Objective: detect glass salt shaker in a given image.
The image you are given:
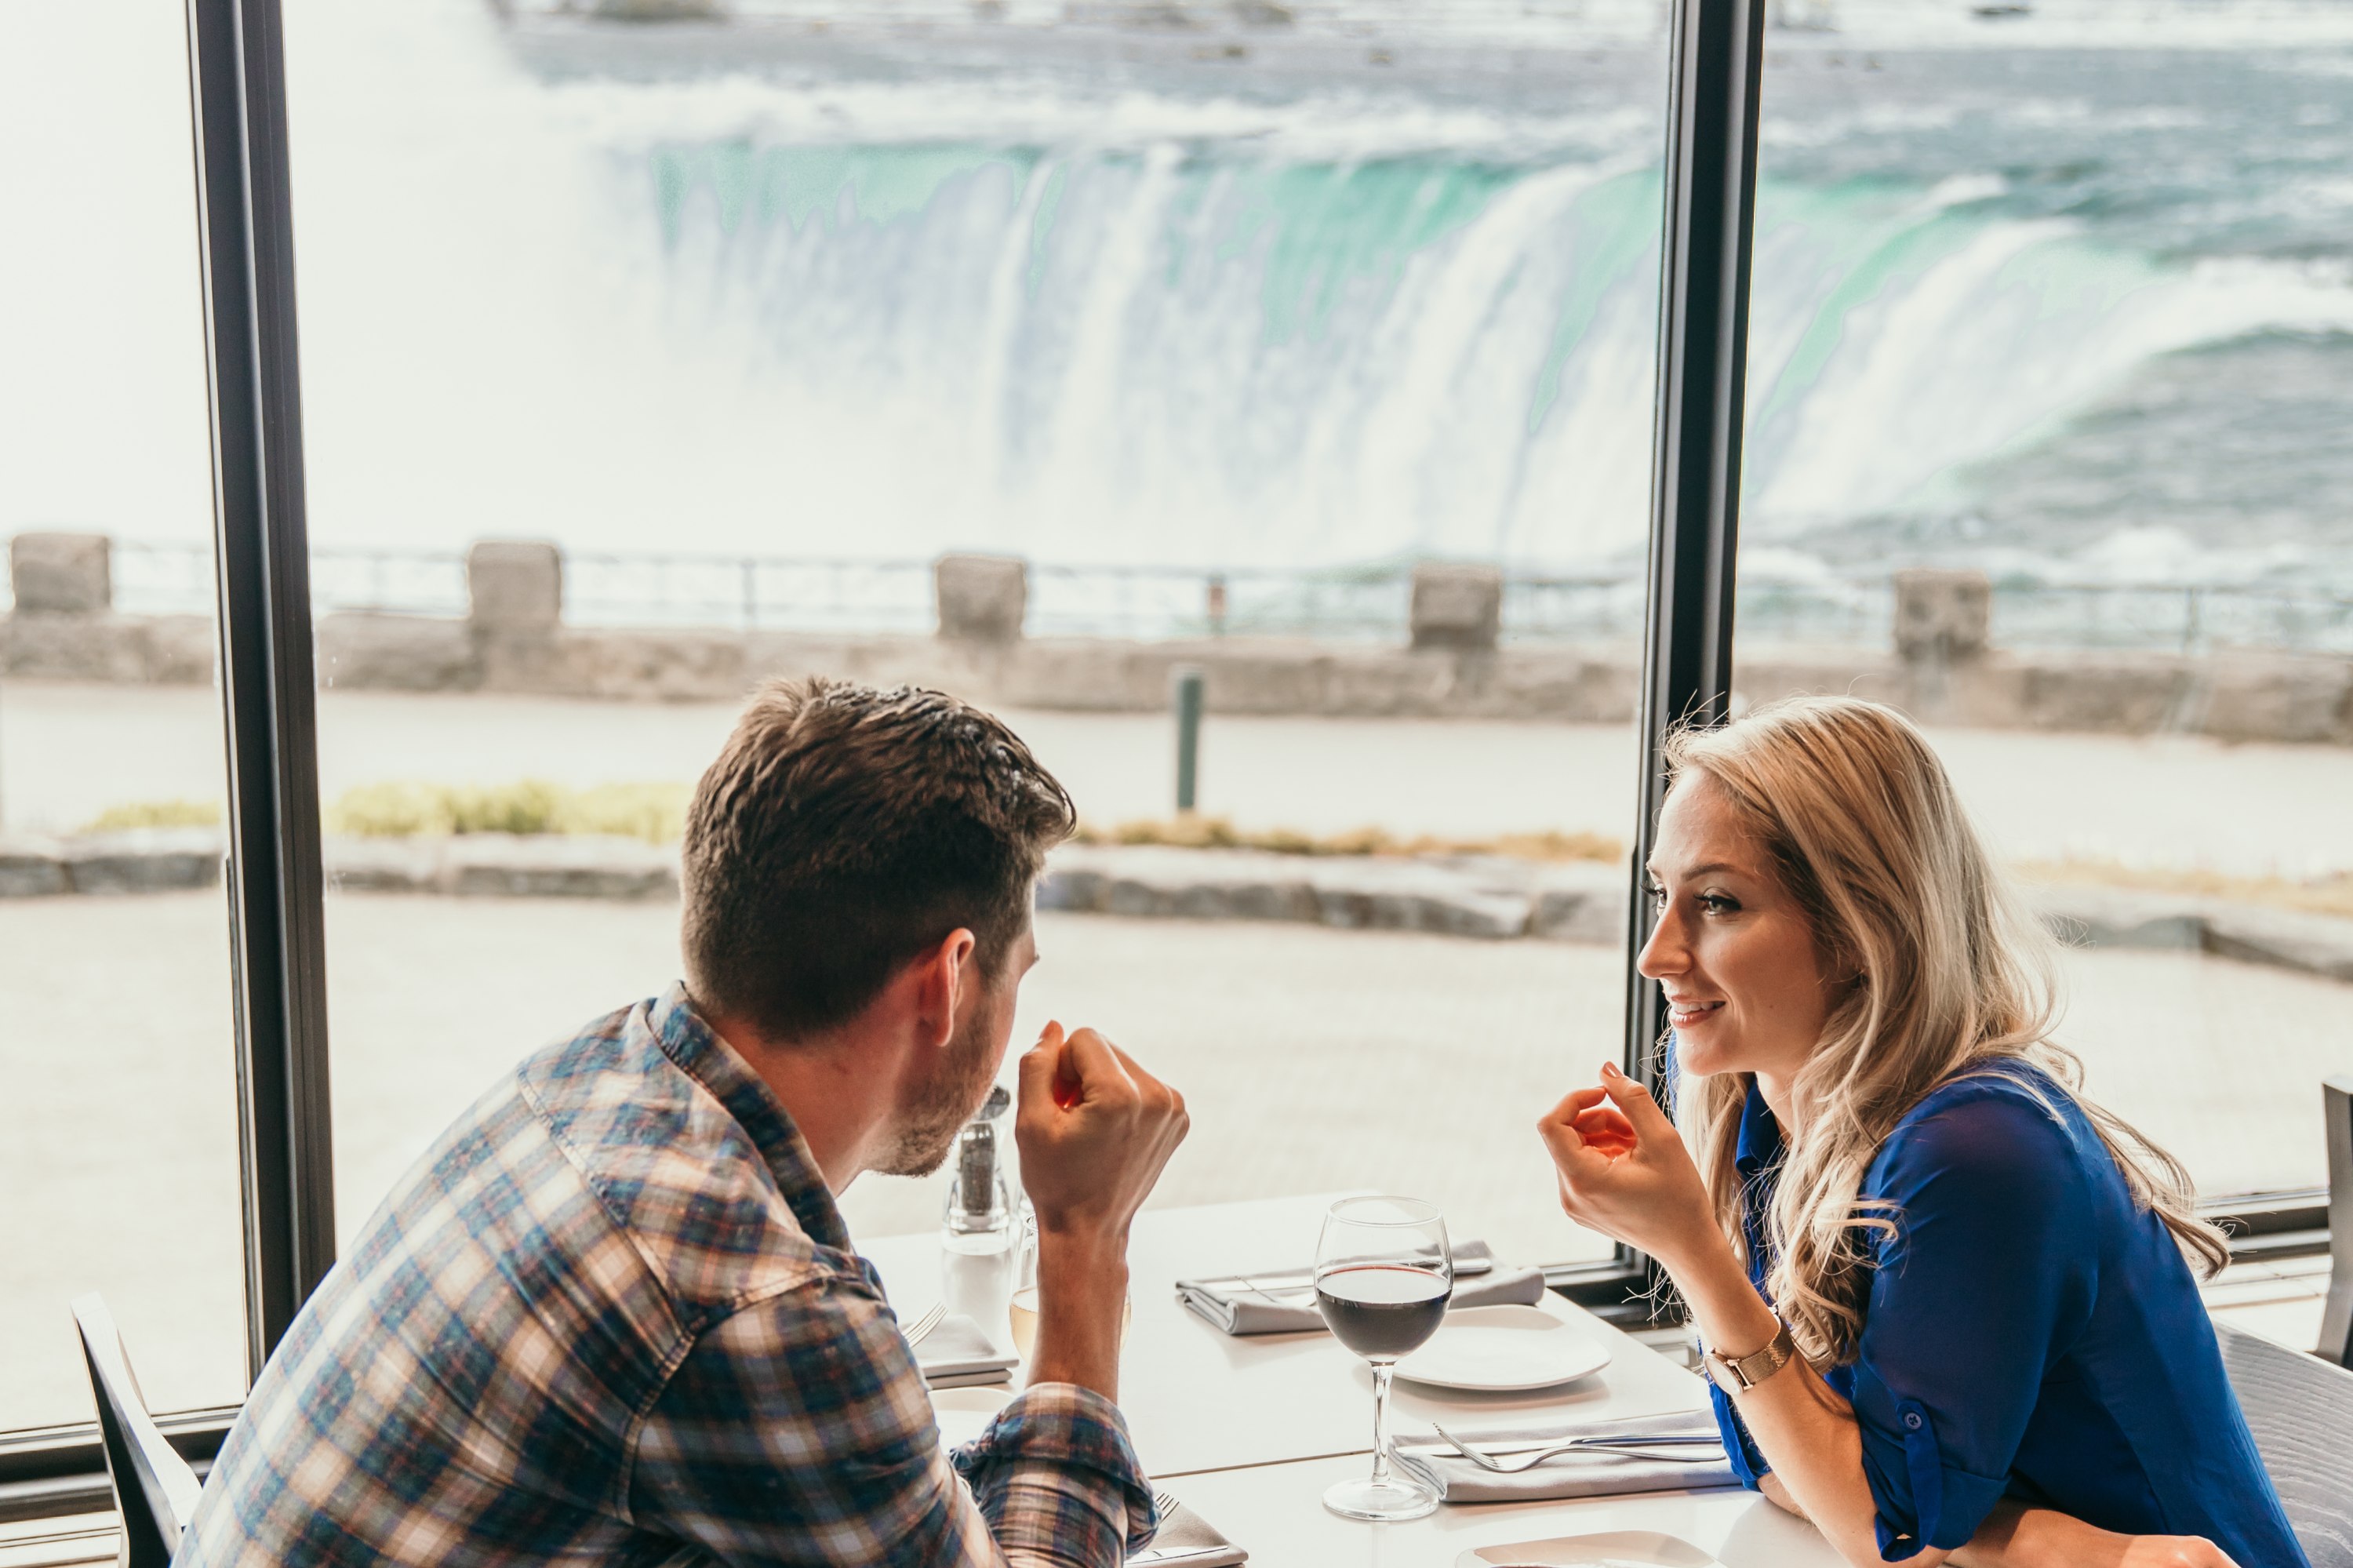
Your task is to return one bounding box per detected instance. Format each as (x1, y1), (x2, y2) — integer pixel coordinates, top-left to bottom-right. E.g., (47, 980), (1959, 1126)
(941, 1083), (1017, 1255)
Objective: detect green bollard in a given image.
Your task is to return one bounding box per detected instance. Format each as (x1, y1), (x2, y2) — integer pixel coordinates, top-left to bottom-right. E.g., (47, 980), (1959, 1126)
(1173, 667), (1204, 814)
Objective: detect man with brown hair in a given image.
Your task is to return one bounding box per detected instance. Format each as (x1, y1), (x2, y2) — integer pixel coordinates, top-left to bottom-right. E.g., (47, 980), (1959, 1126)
(182, 678), (1191, 1567)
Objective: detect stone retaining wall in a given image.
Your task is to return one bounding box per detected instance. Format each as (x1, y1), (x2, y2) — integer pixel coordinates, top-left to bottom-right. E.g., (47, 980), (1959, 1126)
(9, 534), (2353, 742)
(9, 831), (2349, 985)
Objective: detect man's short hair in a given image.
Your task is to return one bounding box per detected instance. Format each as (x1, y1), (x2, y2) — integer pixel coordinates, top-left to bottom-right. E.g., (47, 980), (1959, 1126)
(681, 678), (1075, 1042)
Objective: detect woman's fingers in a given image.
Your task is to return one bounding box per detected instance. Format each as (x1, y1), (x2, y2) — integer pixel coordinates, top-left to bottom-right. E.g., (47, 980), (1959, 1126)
(1540, 1086), (1609, 1121)
(1571, 1105), (1637, 1140)
(1599, 1061), (1676, 1138)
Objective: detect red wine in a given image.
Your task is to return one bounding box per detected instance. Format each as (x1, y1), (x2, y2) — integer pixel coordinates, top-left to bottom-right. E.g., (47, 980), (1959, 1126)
(1315, 1264), (1451, 1359)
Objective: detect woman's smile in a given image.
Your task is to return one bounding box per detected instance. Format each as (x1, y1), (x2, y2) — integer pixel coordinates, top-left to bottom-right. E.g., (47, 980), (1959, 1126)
(1666, 996), (1726, 1029)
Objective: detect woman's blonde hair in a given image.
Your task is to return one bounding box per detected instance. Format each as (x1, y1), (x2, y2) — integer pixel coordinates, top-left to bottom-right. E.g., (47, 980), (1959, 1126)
(1663, 695), (2226, 1364)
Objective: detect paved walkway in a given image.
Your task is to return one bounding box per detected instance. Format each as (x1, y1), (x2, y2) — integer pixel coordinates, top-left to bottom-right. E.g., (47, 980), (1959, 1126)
(10, 681), (2353, 875)
(5, 892), (2348, 1428)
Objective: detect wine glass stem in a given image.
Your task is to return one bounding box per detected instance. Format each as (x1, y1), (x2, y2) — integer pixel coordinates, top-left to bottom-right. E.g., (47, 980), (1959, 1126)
(1367, 1362), (1396, 1485)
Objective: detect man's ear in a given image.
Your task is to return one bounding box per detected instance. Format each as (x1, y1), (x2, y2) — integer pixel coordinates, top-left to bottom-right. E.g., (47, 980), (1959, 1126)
(912, 928), (979, 1051)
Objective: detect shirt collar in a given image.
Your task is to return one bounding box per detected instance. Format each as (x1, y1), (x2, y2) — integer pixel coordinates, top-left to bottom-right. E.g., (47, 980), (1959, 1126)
(646, 981), (853, 1254)
(1733, 1074), (1784, 1177)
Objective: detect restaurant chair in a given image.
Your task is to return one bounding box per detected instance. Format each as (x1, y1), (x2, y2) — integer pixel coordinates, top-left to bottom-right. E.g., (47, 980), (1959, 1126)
(2322, 1075), (2353, 1367)
(71, 1293), (205, 1568)
(2213, 1319), (2353, 1568)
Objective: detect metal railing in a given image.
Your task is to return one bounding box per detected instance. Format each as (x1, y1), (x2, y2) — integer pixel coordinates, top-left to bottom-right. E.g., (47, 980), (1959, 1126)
(1992, 582), (2353, 657)
(64, 540), (2353, 656)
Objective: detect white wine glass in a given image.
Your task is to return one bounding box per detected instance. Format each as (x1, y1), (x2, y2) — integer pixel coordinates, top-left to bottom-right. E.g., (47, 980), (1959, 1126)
(1313, 1195), (1453, 1521)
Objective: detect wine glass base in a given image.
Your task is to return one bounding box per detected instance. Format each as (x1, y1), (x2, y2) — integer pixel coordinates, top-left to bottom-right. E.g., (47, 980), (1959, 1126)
(1321, 1473), (1441, 1523)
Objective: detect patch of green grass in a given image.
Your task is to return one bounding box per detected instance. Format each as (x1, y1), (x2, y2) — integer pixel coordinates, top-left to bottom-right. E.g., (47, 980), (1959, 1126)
(79, 799), (224, 833)
(326, 780), (689, 844)
(1071, 814), (1622, 864)
(2017, 857), (2353, 922)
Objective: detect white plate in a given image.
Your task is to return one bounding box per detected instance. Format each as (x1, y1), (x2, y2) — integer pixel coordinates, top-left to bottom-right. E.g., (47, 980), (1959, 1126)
(1393, 1304), (1612, 1392)
(930, 1385), (1013, 1447)
(1454, 1530), (1722, 1566)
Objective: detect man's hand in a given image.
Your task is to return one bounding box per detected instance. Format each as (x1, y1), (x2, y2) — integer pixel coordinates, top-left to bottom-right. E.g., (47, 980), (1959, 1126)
(1016, 1022), (1188, 1243)
(1013, 1023), (1188, 1402)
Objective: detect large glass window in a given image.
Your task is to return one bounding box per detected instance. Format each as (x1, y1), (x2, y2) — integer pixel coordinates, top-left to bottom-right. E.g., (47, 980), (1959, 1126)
(277, 0), (1680, 1271)
(0, 0), (248, 1428)
(1740, 16), (2353, 1198)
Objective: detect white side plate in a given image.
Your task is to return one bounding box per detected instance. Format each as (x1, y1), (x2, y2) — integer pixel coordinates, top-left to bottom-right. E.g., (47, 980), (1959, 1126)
(1394, 1304), (1612, 1392)
(931, 1384), (1013, 1447)
(1453, 1529), (1723, 1566)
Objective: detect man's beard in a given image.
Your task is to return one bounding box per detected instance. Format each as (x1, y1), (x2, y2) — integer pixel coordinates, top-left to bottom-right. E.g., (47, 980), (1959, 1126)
(870, 1003), (1002, 1178)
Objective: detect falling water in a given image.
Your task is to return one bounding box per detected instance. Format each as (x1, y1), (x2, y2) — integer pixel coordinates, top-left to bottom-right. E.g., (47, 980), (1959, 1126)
(9, 0), (2353, 591)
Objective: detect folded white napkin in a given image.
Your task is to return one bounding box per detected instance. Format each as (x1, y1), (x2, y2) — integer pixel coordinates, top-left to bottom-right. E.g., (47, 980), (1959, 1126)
(918, 1315), (1017, 1389)
(1175, 1242), (1545, 1335)
(1392, 1410), (1737, 1504)
(1129, 1497), (1247, 1565)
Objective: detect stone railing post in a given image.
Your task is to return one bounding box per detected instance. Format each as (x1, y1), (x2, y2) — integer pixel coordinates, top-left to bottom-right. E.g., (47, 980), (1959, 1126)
(467, 540), (563, 635)
(1893, 568), (1991, 722)
(935, 554), (1027, 644)
(9, 533), (112, 615)
(1409, 562), (1503, 652)
(1892, 569), (1991, 666)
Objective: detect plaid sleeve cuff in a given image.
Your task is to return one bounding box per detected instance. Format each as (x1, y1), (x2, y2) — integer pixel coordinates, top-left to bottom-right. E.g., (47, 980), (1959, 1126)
(950, 1383), (1158, 1559)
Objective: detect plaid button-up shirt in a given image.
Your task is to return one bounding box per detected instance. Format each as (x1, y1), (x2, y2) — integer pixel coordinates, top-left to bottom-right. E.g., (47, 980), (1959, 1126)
(178, 984), (1156, 1567)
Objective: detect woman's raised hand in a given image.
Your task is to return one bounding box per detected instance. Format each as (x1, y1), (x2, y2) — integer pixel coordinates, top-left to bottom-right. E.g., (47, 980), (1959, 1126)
(1537, 1061), (1719, 1268)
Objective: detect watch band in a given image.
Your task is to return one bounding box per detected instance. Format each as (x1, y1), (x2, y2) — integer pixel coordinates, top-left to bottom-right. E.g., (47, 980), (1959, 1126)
(1706, 1317), (1798, 1394)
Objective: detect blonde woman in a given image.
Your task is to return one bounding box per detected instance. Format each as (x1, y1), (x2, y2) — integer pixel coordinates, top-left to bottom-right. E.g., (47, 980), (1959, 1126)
(1540, 697), (2304, 1568)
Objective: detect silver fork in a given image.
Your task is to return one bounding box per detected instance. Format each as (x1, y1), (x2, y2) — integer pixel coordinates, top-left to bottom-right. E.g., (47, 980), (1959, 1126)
(900, 1301), (948, 1350)
(1431, 1424), (1724, 1473)
(1154, 1490), (1180, 1521)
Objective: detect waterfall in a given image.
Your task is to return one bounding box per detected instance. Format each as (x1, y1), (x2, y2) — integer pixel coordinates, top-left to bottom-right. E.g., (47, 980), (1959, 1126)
(11, 0), (2353, 591)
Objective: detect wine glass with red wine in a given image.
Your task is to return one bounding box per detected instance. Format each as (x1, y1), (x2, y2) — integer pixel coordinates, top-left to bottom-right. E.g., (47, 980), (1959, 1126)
(1313, 1195), (1453, 1521)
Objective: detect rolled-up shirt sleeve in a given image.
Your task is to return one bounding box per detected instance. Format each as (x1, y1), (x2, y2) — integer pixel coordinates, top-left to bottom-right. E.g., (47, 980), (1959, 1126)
(627, 1264), (1154, 1566)
(1847, 1084), (2100, 1560)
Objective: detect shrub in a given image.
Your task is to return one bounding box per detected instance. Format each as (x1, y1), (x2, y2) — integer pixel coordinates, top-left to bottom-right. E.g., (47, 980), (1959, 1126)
(1074, 815), (1622, 863)
(325, 780), (689, 844)
(80, 799), (224, 833)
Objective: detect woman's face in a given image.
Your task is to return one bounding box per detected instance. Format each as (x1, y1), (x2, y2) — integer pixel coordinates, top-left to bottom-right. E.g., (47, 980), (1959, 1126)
(1637, 774), (1836, 1086)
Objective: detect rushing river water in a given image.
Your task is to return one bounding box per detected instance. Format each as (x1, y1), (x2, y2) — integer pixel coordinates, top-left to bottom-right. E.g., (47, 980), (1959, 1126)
(9, 0), (2353, 594)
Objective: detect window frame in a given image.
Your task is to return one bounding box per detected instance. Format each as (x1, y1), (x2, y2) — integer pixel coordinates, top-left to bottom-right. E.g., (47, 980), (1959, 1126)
(0, 0), (332, 1517)
(2, 0), (2323, 1521)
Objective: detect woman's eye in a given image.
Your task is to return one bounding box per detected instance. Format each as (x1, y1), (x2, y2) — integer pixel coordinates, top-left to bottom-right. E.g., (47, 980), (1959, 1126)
(1644, 883), (1667, 906)
(1698, 893), (1740, 915)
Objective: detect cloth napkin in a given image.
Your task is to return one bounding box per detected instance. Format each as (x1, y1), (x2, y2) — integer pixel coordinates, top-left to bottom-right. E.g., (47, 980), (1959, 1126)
(917, 1315), (1018, 1389)
(1175, 1242), (1545, 1335)
(1391, 1410), (1738, 1504)
(1129, 1498), (1248, 1565)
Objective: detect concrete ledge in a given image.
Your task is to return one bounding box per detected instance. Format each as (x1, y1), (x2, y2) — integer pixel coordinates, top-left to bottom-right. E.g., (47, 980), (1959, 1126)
(0, 830), (224, 893)
(13, 604), (2353, 745)
(5, 832), (2350, 988)
(0, 613), (213, 684)
(1037, 844), (1624, 942)
(325, 834), (682, 899)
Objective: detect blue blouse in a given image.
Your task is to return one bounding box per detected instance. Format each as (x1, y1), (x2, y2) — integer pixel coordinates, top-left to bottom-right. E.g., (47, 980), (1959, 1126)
(1693, 1053), (2306, 1566)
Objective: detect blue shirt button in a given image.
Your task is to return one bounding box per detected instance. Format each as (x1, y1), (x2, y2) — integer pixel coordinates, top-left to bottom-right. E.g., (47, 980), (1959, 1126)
(1904, 1412), (1923, 1431)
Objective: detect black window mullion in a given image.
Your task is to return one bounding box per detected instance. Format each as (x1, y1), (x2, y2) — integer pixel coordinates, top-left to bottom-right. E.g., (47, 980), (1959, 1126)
(184, 0), (336, 1380)
(1612, 0), (1768, 1297)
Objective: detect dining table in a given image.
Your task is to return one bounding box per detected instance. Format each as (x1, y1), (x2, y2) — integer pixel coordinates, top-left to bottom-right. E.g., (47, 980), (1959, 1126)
(859, 1191), (1848, 1568)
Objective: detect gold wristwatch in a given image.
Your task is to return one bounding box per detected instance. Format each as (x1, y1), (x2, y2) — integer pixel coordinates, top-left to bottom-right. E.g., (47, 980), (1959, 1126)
(1705, 1317), (1798, 1395)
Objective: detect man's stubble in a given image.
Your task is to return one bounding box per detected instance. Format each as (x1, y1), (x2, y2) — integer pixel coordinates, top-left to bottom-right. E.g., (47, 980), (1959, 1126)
(869, 991), (1005, 1178)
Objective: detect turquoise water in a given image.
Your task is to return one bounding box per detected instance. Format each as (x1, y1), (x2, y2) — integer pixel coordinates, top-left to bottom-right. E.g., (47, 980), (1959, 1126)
(14, 2), (2353, 585)
(618, 35), (2353, 587)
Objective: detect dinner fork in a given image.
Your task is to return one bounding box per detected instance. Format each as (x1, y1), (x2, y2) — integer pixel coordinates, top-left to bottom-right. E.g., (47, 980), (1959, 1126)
(1430, 1424), (1725, 1472)
(900, 1301), (948, 1349)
